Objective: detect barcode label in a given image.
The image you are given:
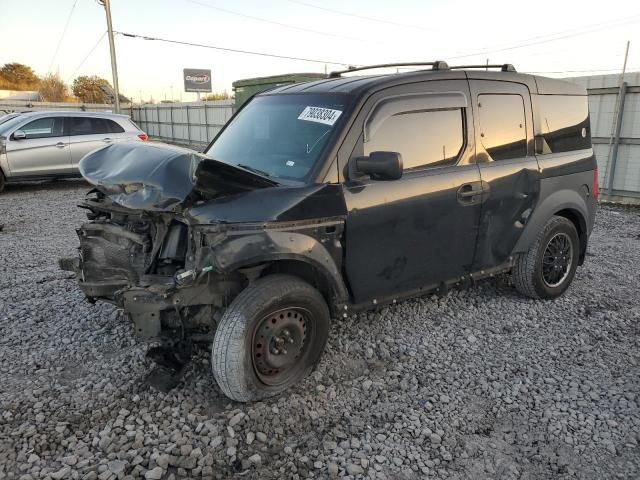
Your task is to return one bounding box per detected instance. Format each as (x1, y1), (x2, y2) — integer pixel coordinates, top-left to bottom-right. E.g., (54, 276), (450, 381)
(297, 106), (342, 126)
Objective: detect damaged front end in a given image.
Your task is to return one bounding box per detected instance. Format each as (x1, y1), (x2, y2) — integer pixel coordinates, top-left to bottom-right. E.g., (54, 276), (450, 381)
(63, 142), (277, 343)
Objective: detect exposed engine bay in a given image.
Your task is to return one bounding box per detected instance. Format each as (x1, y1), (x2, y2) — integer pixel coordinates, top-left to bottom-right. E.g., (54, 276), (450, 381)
(61, 142), (346, 347)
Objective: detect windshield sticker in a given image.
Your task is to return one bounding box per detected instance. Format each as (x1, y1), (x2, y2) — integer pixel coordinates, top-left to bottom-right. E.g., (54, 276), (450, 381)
(298, 106), (342, 126)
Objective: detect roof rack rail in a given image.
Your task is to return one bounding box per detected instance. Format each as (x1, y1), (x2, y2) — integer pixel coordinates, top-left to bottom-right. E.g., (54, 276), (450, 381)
(449, 64), (516, 72)
(329, 61), (449, 78)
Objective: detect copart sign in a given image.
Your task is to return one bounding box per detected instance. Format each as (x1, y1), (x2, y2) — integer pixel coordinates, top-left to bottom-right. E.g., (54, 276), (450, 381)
(183, 69), (212, 93)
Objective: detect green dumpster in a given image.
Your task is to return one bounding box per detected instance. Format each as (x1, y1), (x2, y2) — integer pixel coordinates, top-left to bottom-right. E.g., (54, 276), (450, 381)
(232, 73), (327, 109)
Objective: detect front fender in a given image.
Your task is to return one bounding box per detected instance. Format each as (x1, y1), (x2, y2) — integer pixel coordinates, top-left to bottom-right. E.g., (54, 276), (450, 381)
(207, 222), (349, 304)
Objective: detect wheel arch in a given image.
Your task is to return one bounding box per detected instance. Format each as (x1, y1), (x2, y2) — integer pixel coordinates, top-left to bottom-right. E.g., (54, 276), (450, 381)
(209, 230), (349, 315)
(512, 187), (590, 264)
(0, 165), (6, 192)
(260, 258), (346, 316)
(553, 207), (588, 264)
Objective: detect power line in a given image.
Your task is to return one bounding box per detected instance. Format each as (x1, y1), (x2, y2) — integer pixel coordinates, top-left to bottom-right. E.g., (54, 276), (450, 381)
(284, 0), (446, 33)
(448, 14), (640, 60)
(67, 31), (107, 82)
(48, 0), (79, 73)
(115, 31), (352, 66)
(184, 0), (376, 44)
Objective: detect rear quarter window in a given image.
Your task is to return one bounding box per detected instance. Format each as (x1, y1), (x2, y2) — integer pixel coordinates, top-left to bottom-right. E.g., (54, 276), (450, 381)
(536, 95), (591, 153)
(107, 119), (125, 133)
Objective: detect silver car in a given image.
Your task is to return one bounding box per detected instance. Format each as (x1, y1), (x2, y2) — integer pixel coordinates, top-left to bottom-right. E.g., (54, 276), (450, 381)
(0, 111), (148, 192)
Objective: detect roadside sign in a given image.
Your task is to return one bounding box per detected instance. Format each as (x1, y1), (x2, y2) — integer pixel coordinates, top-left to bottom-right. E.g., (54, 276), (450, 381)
(183, 68), (212, 93)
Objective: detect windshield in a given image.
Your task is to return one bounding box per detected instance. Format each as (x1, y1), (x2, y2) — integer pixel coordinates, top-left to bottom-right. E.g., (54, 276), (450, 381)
(205, 93), (353, 181)
(0, 114), (17, 125)
(0, 114), (29, 135)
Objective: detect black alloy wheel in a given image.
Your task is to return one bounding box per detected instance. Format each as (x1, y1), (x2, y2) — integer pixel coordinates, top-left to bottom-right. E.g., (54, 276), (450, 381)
(541, 232), (574, 288)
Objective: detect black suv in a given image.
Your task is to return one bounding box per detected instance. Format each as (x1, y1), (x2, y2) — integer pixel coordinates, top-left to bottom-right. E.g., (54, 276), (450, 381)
(64, 62), (598, 402)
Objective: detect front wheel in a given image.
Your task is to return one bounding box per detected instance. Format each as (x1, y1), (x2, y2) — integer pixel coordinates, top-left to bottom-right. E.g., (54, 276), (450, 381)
(211, 274), (330, 402)
(512, 216), (580, 300)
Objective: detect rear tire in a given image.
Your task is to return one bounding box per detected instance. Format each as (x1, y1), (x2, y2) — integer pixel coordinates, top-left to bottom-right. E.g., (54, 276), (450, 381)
(0, 170), (5, 193)
(211, 274), (330, 402)
(512, 216), (580, 300)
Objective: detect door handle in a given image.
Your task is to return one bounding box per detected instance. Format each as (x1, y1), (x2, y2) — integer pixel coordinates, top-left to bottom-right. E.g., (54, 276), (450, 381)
(55, 142), (66, 149)
(458, 187), (477, 198)
(103, 137), (112, 143)
(457, 182), (482, 205)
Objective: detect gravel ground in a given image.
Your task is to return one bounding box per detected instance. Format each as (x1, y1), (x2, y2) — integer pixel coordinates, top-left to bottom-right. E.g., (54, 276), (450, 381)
(1, 180), (639, 480)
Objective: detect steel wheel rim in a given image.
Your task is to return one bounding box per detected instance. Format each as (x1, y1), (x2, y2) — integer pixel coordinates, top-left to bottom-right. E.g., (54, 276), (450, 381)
(251, 307), (312, 386)
(542, 232), (573, 288)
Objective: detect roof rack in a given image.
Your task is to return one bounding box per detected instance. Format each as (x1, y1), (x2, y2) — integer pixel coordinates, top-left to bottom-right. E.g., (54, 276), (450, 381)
(449, 64), (516, 72)
(329, 61), (449, 78)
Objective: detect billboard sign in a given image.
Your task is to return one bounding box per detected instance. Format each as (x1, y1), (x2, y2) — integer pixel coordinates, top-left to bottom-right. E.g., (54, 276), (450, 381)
(183, 68), (212, 92)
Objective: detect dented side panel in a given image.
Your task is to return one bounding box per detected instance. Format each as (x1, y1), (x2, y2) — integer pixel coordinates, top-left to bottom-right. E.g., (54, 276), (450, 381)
(203, 220), (348, 302)
(474, 159), (541, 270)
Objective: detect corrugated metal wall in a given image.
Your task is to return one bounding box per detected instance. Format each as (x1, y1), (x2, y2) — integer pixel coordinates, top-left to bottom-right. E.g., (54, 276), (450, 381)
(131, 100), (234, 149)
(566, 72), (640, 201)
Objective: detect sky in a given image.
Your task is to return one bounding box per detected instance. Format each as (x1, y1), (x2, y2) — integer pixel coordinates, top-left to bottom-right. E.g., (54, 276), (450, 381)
(1, 0), (639, 103)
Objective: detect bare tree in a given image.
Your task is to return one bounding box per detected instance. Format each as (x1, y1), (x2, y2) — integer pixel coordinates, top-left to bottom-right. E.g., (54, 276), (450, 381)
(39, 73), (70, 102)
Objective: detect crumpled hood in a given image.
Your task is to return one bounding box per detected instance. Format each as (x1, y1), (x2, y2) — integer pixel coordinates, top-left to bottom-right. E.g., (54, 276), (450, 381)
(79, 142), (277, 211)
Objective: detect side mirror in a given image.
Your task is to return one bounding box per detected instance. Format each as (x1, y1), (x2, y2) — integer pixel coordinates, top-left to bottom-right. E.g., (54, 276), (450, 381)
(13, 130), (26, 140)
(351, 151), (403, 180)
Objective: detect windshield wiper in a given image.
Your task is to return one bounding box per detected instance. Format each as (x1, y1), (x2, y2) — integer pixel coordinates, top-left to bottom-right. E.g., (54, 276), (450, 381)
(237, 164), (272, 177)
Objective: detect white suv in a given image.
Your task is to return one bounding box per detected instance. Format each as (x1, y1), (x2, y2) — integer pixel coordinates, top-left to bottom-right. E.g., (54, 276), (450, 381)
(0, 111), (148, 192)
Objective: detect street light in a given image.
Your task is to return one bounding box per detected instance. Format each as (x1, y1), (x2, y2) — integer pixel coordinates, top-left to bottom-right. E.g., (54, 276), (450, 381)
(97, 0), (120, 113)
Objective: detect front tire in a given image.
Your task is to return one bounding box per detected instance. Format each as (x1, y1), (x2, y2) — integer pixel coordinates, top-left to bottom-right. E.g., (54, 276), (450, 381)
(512, 216), (580, 300)
(211, 274), (330, 402)
(0, 170), (5, 193)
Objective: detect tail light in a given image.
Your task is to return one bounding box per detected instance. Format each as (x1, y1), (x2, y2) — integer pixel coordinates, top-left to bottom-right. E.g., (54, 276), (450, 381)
(0, 136), (5, 155)
(593, 168), (599, 200)
(138, 133), (149, 142)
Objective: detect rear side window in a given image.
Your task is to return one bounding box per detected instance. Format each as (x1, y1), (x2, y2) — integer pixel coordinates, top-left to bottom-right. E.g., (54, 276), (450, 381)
(107, 119), (125, 133)
(365, 109), (464, 170)
(69, 117), (123, 136)
(537, 95), (591, 153)
(478, 94), (527, 160)
(18, 117), (64, 139)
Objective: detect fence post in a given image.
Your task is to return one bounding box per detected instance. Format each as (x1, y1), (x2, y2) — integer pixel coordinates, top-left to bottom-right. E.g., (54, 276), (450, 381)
(203, 101), (209, 145)
(607, 82), (628, 194)
(156, 105), (160, 138)
(143, 105), (147, 133)
(186, 104), (191, 145)
(170, 105), (175, 142)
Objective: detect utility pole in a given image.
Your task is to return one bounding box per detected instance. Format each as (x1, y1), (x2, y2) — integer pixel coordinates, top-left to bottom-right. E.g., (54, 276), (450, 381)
(99, 0), (121, 113)
(605, 40), (630, 194)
